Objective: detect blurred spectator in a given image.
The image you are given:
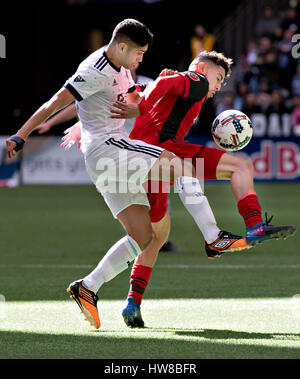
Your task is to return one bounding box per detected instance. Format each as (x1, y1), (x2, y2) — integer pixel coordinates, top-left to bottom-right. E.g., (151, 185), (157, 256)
(292, 0), (300, 16)
(236, 62), (260, 93)
(216, 91), (235, 114)
(273, 25), (284, 43)
(277, 28), (298, 89)
(243, 39), (260, 66)
(291, 95), (300, 135)
(242, 93), (262, 116)
(208, 2), (299, 134)
(291, 64), (300, 95)
(266, 89), (291, 114)
(231, 1), (300, 127)
(280, 7), (300, 32)
(190, 24), (216, 60)
(234, 82), (249, 110)
(259, 77), (271, 94)
(256, 6), (280, 38)
(255, 36), (279, 85)
(257, 92), (272, 112)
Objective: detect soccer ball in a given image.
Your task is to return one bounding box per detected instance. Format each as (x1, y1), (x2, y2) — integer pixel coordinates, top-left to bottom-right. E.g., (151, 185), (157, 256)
(211, 110), (253, 151)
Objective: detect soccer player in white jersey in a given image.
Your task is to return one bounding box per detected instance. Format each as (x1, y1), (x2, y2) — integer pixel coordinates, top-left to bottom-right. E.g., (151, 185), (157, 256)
(4, 19), (255, 329)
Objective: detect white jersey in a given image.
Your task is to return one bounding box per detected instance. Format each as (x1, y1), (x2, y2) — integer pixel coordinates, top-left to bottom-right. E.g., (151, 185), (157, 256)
(64, 46), (136, 154)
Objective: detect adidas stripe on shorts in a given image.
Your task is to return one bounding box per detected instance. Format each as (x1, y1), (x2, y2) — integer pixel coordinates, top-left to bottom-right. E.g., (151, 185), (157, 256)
(84, 134), (164, 218)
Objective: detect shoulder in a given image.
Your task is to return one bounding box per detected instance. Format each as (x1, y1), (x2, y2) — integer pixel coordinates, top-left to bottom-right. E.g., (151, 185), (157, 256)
(181, 71), (209, 100)
(184, 71), (209, 85)
(79, 48), (111, 77)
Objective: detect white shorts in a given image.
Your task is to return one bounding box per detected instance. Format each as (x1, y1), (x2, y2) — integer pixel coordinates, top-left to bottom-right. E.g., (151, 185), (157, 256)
(84, 135), (164, 218)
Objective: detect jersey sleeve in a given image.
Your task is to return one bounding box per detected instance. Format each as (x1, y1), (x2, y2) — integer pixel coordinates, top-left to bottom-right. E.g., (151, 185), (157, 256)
(64, 65), (105, 101)
(138, 75), (186, 115)
(181, 72), (209, 101)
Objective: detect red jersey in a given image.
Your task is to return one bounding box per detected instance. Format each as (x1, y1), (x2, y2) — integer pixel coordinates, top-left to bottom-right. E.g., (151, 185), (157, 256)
(130, 71), (209, 146)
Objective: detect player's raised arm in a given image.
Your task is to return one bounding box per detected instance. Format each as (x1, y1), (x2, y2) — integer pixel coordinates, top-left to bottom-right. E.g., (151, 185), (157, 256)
(36, 102), (77, 134)
(6, 87), (76, 158)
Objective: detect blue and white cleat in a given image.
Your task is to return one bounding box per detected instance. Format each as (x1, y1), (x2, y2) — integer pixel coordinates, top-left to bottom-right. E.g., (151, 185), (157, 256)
(246, 215), (296, 246)
(122, 297), (145, 328)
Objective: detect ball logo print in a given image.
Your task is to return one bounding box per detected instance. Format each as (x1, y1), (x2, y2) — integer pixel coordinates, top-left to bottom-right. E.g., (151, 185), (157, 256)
(212, 110), (253, 151)
(231, 117), (244, 133)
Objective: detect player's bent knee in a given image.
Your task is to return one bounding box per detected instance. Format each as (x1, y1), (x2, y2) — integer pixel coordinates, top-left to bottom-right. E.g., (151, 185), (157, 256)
(158, 150), (177, 161)
(152, 219), (170, 250)
(154, 228), (170, 247)
(218, 154), (253, 177)
(150, 150), (195, 182)
(141, 235), (154, 251)
(129, 231), (153, 251)
(237, 158), (254, 176)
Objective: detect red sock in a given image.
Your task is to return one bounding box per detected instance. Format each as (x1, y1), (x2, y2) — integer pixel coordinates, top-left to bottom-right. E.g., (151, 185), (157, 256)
(128, 264), (152, 305)
(238, 190), (263, 229)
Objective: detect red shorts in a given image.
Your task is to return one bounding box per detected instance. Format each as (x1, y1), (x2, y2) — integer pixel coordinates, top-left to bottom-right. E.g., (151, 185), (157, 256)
(146, 141), (226, 223)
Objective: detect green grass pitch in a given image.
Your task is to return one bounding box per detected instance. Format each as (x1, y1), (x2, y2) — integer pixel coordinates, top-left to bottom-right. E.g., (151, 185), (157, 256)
(0, 183), (300, 359)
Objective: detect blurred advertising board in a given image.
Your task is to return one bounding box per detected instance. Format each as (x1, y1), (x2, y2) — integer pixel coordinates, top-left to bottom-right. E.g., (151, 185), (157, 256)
(0, 119), (300, 185)
(0, 136), (91, 186)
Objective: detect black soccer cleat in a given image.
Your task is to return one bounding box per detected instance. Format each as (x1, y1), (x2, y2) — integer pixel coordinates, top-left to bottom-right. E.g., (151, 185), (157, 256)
(246, 214), (296, 246)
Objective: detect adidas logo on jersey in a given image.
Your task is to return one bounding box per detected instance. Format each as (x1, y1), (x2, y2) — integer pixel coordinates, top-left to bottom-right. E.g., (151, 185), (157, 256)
(113, 79), (118, 86)
(74, 75), (86, 83)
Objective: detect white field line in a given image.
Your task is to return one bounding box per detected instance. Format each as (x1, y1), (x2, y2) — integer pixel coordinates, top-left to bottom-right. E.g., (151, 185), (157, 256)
(0, 264), (300, 270)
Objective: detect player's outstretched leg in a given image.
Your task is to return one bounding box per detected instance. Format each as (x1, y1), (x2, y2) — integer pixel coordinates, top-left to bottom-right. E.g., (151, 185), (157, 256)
(217, 154), (296, 247)
(205, 230), (252, 259)
(237, 189), (296, 246)
(67, 280), (101, 329)
(245, 214), (296, 246)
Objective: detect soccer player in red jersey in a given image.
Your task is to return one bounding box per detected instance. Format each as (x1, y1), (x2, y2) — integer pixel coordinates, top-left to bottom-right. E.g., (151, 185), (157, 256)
(109, 50), (295, 327)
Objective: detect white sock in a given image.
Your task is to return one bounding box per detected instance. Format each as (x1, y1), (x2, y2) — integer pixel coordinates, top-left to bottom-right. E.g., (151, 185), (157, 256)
(175, 177), (220, 243)
(83, 235), (141, 293)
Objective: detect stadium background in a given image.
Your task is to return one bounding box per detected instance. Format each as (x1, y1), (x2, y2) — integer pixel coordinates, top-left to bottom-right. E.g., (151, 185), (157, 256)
(1, 0), (300, 360)
(1, 0), (300, 183)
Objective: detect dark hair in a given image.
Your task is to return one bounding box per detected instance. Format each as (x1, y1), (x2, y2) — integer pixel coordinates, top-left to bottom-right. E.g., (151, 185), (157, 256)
(194, 51), (233, 77)
(112, 19), (153, 47)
